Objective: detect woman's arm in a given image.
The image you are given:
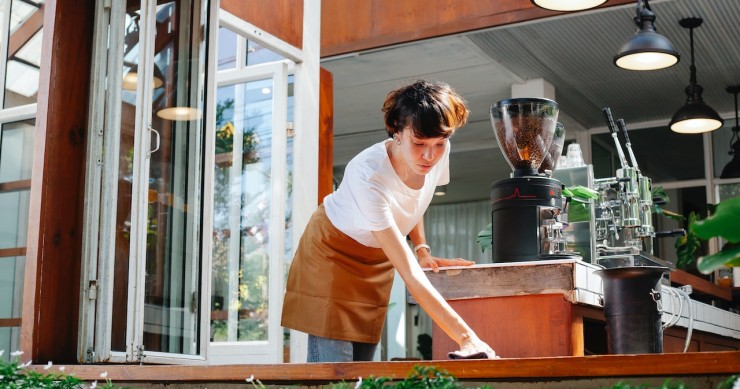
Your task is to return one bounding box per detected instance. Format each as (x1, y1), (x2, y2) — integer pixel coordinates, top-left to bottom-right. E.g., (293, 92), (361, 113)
(372, 225), (496, 357)
(407, 220), (474, 272)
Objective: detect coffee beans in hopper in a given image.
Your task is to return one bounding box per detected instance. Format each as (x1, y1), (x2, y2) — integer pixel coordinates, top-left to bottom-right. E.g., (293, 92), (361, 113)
(495, 116), (556, 170)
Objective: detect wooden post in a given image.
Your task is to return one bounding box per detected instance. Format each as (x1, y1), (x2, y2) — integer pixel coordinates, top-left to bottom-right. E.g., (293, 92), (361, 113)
(21, 0), (95, 363)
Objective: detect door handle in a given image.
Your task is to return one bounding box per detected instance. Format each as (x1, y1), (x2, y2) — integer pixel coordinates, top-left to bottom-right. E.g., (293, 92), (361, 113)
(148, 123), (160, 157)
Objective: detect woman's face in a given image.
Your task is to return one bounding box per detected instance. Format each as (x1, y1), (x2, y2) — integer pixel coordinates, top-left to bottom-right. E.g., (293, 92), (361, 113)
(398, 128), (448, 176)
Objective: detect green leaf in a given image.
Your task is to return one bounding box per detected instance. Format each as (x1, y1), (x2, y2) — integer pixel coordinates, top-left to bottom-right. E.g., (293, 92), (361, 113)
(476, 223), (492, 252)
(674, 212), (701, 270)
(696, 245), (740, 274)
(652, 186), (669, 204)
(564, 185), (599, 200)
(655, 207), (685, 222)
(567, 202), (591, 223)
(691, 196), (740, 243)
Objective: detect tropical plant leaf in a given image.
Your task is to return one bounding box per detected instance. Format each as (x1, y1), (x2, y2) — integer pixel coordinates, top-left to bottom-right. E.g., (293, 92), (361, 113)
(674, 212), (701, 270)
(652, 186), (669, 204)
(564, 185), (599, 200)
(696, 245), (740, 274)
(691, 196), (740, 243)
(654, 206), (685, 222)
(476, 223), (492, 252)
(567, 202), (591, 223)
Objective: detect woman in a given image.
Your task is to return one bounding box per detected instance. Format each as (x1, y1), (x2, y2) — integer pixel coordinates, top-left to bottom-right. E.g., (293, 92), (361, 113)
(281, 80), (496, 362)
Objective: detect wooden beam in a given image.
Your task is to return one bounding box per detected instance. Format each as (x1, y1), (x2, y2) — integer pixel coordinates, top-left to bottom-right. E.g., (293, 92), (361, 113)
(0, 179), (32, 193)
(8, 4), (44, 59)
(320, 0), (637, 57)
(28, 351), (740, 383)
(0, 247), (26, 258)
(318, 67), (333, 203)
(21, 0), (95, 364)
(0, 318), (22, 327)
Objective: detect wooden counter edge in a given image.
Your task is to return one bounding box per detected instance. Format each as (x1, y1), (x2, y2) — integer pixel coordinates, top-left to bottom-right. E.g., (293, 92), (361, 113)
(37, 351), (740, 383)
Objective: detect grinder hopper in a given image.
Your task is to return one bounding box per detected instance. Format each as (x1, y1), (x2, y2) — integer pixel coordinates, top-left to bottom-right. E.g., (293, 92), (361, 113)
(490, 98), (559, 177)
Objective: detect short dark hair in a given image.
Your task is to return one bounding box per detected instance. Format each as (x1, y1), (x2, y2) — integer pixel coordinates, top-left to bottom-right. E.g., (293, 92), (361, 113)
(382, 80), (469, 139)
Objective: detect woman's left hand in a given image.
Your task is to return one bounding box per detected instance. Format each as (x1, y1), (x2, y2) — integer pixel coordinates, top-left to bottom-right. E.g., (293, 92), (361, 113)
(418, 254), (475, 273)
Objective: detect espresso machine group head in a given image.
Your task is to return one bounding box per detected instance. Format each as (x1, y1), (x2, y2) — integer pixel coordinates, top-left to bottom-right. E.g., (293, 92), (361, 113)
(489, 98), (576, 263)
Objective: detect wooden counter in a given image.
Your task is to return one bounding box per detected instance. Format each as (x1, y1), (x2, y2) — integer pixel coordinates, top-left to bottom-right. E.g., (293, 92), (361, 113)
(423, 260), (740, 359)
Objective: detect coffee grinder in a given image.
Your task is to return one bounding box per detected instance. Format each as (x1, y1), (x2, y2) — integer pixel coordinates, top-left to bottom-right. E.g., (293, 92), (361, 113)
(490, 98), (573, 263)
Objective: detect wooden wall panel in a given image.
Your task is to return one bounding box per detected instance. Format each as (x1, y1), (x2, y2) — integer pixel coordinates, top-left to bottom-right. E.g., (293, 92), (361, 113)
(432, 294), (575, 359)
(320, 0), (636, 57)
(220, 0), (303, 50)
(21, 0), (95, 363)
(318, 67), (334, 203)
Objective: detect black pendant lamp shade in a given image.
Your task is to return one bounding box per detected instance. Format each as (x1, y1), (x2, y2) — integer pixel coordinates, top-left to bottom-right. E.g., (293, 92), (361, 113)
(531, 0), (606, 12)
(614, 0), (680, 71)
(669, 17), (724, 134)
(720, 86), (740, 179)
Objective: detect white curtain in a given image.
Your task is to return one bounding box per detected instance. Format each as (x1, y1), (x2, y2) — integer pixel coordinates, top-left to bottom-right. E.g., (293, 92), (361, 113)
(408, 200), (491, 359)
(422, 200), (492, 263)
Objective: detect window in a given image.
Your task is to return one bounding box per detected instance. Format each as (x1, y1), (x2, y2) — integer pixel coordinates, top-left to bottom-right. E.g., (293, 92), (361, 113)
(0, 0), (43, 361)
(207, 16), (296, 366)
(591, 127), (704, 182)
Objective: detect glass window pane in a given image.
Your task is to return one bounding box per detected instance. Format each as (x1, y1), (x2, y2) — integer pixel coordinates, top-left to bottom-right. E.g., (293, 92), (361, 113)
(9, 1), (40, 32)
(0, 190), (29, 249)
(653, 186), (708, 268)
(0, 120), (35, 183)
(246, 40), (285, 66)
(141, 0), (207, 355)
(4, 0), (44, 108)
(591, 127), (704, 181)
(719, 183), (740, 201)
(0, 327), (21, 362)
(211, 77), (277, 343)
(713, 123), (740, 178)
(0, 256), (25, 319)
(111, 0), (140, 352)
(218, 26), (237, 70)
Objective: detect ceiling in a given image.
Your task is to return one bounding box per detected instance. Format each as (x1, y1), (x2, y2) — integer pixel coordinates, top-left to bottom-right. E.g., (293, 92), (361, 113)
(320, 0), (740, 205)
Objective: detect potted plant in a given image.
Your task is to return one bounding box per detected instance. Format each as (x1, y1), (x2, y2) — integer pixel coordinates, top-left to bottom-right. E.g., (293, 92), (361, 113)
(693, 196), (740, 274)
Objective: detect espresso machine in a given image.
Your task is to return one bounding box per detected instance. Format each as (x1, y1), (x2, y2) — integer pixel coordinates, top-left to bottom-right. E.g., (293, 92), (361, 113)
(593, 108), (684, 268)
(489, 98), (577, 263)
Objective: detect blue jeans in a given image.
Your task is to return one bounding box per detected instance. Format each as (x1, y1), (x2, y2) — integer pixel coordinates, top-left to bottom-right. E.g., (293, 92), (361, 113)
(307, 334), (377, 362)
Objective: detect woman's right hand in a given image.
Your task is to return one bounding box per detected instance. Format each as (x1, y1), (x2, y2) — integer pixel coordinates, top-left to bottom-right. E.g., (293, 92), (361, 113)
(455, 336), (498, 359)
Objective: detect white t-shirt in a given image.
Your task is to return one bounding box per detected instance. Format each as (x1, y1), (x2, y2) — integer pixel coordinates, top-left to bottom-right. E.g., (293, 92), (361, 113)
(323, 138), (450, 248)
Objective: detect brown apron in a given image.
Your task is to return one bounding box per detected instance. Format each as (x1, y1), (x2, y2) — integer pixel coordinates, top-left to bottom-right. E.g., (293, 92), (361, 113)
(281, 205), (394, 343)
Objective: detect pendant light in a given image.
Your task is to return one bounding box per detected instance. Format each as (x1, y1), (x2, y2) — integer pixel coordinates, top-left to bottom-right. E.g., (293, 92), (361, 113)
(720, 86), (740, 178)
(157, 107), (203, 121)
(614, 0), (679, 71)
(669, 17), (724, 134)
(531, 0), (605, 12)
(122, 62), (165, 91)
